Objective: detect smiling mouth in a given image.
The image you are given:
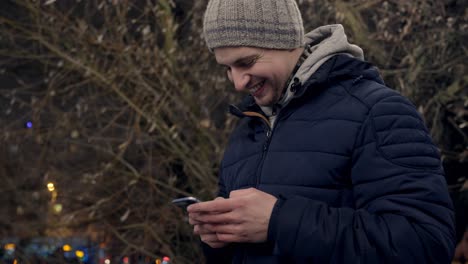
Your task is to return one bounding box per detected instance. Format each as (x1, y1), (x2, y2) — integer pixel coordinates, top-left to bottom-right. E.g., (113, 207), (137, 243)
(249, 80), (265, 97)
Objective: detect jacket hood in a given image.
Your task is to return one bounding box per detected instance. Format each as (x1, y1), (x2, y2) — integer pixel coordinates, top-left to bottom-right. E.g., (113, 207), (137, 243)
(298, 24), (364, 80)
(276, 24), (364, 107)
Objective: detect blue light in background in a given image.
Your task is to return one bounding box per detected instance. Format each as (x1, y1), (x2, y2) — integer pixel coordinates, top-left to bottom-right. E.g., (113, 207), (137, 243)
(26, 121), (33, 129)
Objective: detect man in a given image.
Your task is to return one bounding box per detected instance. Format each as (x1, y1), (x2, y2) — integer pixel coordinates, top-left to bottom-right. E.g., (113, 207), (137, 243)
(187, 0), (456, 263)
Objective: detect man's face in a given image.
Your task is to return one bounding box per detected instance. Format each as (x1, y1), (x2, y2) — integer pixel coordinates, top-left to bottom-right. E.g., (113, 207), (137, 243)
(214, 47), (298, 107)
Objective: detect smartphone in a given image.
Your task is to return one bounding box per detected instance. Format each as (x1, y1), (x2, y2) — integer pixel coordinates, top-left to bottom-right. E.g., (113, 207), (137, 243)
(171, 196), (201, 210)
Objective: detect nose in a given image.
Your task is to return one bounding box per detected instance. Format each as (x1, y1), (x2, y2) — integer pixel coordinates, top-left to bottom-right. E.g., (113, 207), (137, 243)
(229, 68), (251, 92)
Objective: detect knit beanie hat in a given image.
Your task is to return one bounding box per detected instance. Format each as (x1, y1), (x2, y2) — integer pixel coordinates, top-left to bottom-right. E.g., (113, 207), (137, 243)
(203, 0), (304, 51)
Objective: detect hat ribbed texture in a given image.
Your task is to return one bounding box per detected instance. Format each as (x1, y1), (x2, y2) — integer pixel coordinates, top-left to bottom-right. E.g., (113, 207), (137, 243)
(203, 0), (304, 50)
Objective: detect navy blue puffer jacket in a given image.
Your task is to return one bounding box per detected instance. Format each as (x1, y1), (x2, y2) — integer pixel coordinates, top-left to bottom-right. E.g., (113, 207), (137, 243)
(206, 54), (455, 263)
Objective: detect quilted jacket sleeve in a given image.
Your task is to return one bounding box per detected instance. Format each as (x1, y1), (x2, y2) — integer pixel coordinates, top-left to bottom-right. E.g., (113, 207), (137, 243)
(267, 93), (456, 263)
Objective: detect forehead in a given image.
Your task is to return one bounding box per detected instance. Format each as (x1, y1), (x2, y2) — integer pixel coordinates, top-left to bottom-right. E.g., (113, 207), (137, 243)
(213, 46), (264, 65)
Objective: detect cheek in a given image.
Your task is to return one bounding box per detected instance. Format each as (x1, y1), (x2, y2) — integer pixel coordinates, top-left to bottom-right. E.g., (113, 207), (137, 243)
(261, 65), (286, 81)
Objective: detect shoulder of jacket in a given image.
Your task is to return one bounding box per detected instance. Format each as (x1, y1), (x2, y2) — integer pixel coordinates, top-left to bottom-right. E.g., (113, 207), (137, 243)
(348, 80), (442, 169)
(343, 77), (402, 110)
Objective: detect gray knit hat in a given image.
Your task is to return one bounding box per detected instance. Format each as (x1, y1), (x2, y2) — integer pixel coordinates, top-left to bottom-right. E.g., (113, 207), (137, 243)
(203, 0), (304, 51)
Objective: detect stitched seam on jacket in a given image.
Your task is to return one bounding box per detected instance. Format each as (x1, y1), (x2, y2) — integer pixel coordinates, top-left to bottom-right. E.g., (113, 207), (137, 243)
(370, 102), (440, 170)
(266, 150), (349, 156)
(376, 127), (426, 133)
(341, 80), (440, 170)
(378, 140), (434, 148)
(376, 97), (415, 107)
(222, 152), (261, 168)
(338, 82), (373, 155)
(356, 171), (446, 186)
(287, 118), (362, 124)
(373, 114), (422, 124)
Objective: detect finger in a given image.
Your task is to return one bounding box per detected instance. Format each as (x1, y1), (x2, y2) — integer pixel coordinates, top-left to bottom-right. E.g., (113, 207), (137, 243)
(195, 224), (217, 235)
(192, 211), (242, 225)
(189, 218), (202, 225)
(187, 199), (236, 213)
(211, 223), (243, 235)
(206, 242), (228, 249)
(193, 224), (202, 235)
(216, 232), (247, 243)
(188, 213), (203, 225)
(200, 233), (220, 244)
(194, 224), (209, 235)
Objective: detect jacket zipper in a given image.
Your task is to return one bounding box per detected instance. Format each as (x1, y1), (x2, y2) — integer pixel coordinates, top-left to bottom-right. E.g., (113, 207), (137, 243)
(256, 126), (272, 186)
(254, 78), (301, 186)
(233, 75), (302, 264)
(236, 112), (272, 264)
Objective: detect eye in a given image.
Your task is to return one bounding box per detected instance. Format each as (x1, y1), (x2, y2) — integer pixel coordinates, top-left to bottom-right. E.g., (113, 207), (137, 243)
(239, 58), (256, 68)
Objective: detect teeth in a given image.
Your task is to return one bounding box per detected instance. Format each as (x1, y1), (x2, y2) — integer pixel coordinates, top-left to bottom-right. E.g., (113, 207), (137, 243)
(250, 81), (264, 94)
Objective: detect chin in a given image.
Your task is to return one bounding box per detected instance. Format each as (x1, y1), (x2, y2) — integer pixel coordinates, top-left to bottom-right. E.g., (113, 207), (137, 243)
(255, 96), (276, 107)
(255, 99), (269, 107)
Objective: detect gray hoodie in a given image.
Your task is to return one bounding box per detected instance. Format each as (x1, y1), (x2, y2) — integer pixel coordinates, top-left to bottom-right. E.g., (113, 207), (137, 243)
(261, 24), (364, 126)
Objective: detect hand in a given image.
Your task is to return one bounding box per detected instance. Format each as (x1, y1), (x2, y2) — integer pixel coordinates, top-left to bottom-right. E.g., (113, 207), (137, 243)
(454, 230), (468, 261)
(193, 223), (230, 248)
(187, 188), (277, 243)
(189, 197), (230, 248)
